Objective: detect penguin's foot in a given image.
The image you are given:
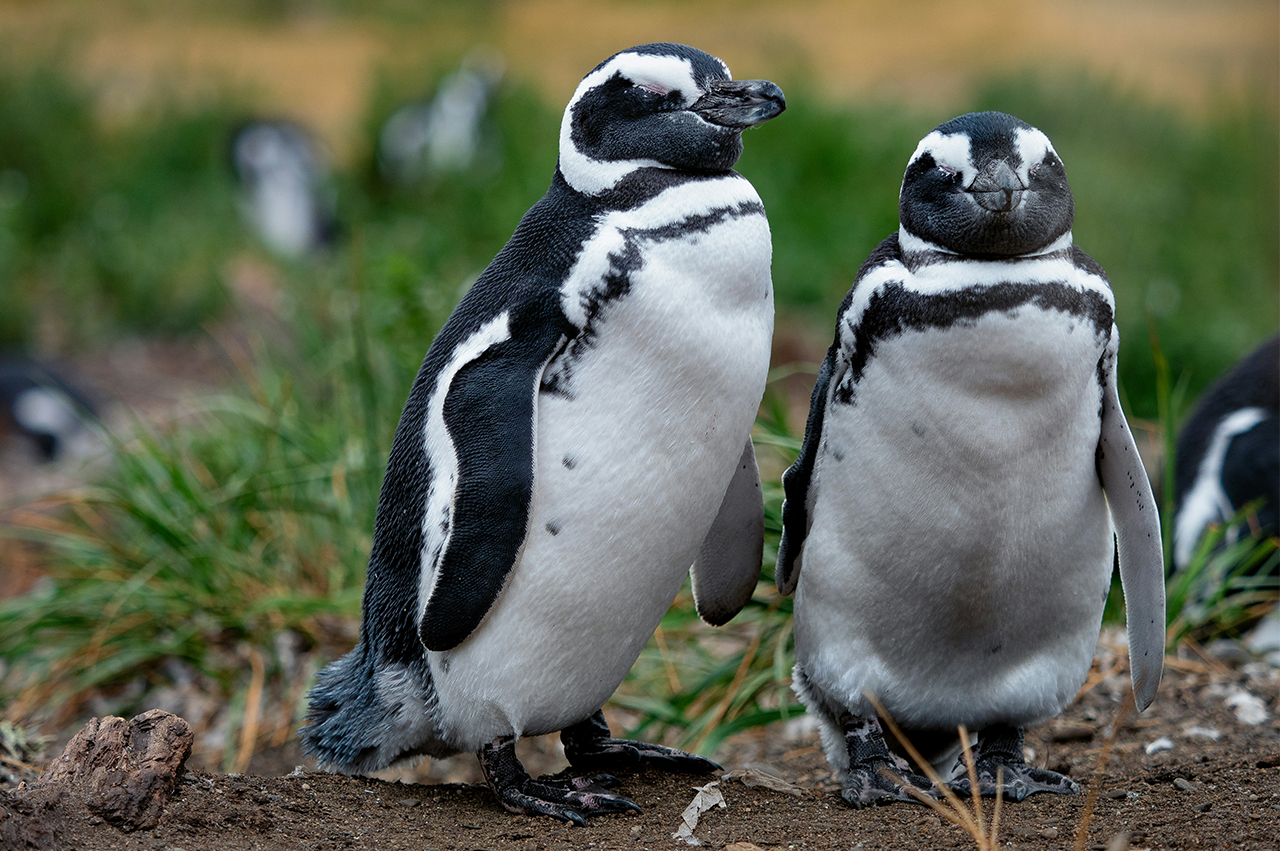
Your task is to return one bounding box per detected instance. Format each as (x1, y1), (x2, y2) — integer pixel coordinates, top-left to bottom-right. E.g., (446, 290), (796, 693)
(561, 710), (721, 774)
(842, 762), (935, 809)
(942, 725), (1080, 802)
(839, 714), (934, 809)
(478, 736), (642, 825)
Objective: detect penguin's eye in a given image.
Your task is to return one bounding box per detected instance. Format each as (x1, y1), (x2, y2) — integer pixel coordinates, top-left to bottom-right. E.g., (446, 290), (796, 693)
(937, 165), (958, 178)
(636, 82), (668, 96)
(1032, 155), (1058, 175)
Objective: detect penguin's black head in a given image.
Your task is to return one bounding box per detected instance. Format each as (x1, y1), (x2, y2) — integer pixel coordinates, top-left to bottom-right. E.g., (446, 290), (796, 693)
(898, 111), (1074, 257)
(558, 43), (785, 195)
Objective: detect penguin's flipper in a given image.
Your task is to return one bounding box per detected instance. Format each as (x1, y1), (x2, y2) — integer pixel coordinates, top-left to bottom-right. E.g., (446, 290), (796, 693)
(1096, 327), (1165, 711)
(776, 344), (841, 595)
(419, 300), (571, 652)
(691, 438), (765, 626)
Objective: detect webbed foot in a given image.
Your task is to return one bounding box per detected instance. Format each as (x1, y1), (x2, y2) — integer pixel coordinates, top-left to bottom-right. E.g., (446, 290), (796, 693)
(478, 736), (642, 824)
(839, 714), (934, 809)
(561, 710), (721, 773)
(941, 725), (1080, 802)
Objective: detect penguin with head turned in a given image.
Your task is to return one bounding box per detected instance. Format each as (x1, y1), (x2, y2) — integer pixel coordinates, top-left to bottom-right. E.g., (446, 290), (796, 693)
(777, 111), (1165, 807)
(301, 43), (785, 823)
(1172, 334), (1279, 573)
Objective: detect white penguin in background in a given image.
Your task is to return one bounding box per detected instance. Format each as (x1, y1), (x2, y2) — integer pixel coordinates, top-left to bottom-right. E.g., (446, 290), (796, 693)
(302, 43), (785, 823)
(777, 111), (1165, 807)
(231, 120), (338, 258)
(378, 47), (506, 183)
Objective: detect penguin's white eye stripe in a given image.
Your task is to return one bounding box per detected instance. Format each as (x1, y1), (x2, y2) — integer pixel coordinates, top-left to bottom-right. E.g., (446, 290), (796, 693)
(909, 131), (975, 183)
(1013, 128), (1056, 181)
(572, 53), (700, 109)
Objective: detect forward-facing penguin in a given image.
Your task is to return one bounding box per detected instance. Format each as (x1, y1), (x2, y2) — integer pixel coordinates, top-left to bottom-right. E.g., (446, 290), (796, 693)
(776, 112), (1165, 807)
(302, 43), (784, 823)
(231, 121), (338, 258)
(1172, 335), (1279, 571)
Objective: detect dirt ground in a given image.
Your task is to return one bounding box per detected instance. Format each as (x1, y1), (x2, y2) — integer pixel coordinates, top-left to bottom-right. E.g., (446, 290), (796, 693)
(3, 641), (1277, 851)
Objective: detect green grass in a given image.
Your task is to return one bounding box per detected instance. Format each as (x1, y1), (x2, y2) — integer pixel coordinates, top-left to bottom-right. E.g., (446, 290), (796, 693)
(0, 58), (245, 350)
(0, 59), (1276, 752)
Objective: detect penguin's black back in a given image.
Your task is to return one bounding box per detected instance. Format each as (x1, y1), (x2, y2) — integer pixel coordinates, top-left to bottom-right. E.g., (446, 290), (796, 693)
(1173, 336), (1280, 509)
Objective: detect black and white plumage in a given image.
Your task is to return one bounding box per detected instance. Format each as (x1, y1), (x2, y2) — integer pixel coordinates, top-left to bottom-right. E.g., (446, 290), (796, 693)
(302, 43), (784, 822)
(1172, 335), (1279, 570)
(0, 357), (97, 461)
(378, 47), (506, 183)
(231, 121), (338, 258)
(777, 112), (1165, 807)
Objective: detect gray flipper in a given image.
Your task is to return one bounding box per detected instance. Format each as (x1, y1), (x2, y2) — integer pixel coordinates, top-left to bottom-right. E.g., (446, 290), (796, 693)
(419, 299), (572, 652)
(776, 346), (839, 596)
(690, 438), (765, 626)
(777, 234), (901, 596)
(1096, 327), (1165, 711)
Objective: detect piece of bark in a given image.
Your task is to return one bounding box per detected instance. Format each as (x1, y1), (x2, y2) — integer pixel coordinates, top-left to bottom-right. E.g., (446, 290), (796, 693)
(33, 709), (193, 831)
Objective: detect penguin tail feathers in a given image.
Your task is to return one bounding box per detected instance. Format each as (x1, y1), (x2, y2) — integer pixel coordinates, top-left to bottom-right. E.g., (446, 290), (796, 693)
(300, 646), (450, 773)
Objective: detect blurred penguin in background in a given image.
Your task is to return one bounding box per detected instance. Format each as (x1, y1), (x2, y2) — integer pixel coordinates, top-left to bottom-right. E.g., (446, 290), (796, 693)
(378, 47), (505, 184)
(1172, 335), (1279, 571)
(0, 357), (98, 462)
(231, 120), (339, 259)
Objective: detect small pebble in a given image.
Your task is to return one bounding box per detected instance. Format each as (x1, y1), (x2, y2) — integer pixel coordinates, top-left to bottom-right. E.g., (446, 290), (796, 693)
(1039, 827), (1060, 840)
(1204, 638), (1252, 667)
(1145, 737), (1174, 755)
(1173, 778), (1200, 792)
(1225, 690), (1268, 726)
(1195, 802), (1212, 813)
(300, 783), (311, 791)
(1104, 788), (1129, 799)
(398, 798), (420, 807)
(1182, 726), (1221, 740)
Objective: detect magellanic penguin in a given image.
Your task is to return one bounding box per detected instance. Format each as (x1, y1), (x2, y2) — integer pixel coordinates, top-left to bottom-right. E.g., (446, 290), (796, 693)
(0, 356), (98, 461)
(302, 43), (785, 823)
(378, 46), (506, 182)
(1172, 334), (1279, 572)
(776, 111), (1165, 807)
(231, 120), (339, 258)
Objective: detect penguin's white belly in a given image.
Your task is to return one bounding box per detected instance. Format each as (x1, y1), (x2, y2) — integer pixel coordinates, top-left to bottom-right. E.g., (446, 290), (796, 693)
(432, 209), (773, 748)
(795, 306), (1113, 729)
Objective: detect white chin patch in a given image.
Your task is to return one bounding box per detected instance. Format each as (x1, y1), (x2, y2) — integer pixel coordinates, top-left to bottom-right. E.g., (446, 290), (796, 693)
(907, 131), (974, 185)
(558, 51), (716, 195)
(1013, 127), (1056, 182)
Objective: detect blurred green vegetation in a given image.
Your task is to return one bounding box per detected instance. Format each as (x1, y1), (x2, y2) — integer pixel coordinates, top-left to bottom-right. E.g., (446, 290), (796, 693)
(0, 55), (1276, 751)
(0, 64), (244, 350)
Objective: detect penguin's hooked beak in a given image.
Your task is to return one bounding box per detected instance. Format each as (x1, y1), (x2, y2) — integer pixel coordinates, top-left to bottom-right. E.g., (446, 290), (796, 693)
(692, 79), (786, 129)
(968, 159), (1025, 213)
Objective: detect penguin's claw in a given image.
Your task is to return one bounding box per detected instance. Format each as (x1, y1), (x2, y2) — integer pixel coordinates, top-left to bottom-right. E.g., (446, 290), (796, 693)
(561, 710), (720, 774)
(944, 763), (1079, 802)
(841, 764), (935, 809)
(480, 736), (641, 824)
(942, 725), (1080, 801)
(567, 739), (721, 774)
(494, 776), (642, 823)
